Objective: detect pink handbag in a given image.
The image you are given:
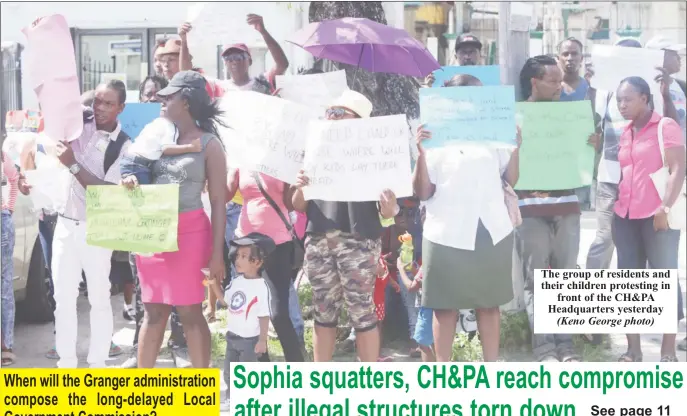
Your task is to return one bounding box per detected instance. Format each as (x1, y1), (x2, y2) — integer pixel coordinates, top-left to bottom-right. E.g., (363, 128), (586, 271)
(503, 180), (522, 227)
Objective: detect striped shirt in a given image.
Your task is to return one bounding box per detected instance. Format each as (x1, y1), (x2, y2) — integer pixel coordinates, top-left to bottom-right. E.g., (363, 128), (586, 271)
(62, 120), (129, 221)
(516, 190), (580, 218)
(1, 151), (19, 212)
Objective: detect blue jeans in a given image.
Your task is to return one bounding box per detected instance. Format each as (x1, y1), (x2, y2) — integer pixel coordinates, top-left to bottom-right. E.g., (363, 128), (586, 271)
(1, 210), (16, 349)
(413, 307), (434, 347)
(289, 282), (304, 343)
(613, 214), (684, 321)
(39, 213), (57, 301)
(397, 274), (418, 338)
(121, 154), (153, 185)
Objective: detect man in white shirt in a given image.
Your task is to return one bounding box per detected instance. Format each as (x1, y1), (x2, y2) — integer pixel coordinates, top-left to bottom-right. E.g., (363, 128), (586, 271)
(52, 80), (129, 368)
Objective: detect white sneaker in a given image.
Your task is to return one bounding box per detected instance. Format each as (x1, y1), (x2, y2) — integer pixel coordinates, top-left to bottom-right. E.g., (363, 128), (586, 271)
(172, 347), (192, 368)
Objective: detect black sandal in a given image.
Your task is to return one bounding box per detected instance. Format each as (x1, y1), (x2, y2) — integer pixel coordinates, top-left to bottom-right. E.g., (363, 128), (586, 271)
(618, 351), (643, 362)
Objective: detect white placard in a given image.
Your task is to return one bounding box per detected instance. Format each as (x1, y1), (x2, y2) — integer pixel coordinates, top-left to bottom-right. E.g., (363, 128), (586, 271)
(216, 91), (316, 184)
(303, 114), (413, 202)
(591, 45), (665, 114)
(24, 166), (71, 213)
(275, 70), (349, 119)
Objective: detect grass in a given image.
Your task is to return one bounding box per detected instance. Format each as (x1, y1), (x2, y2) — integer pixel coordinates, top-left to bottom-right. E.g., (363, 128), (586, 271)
(451, 332), (483, 362)
(497, 310), (612, 362)
(211, 285), (613, 364)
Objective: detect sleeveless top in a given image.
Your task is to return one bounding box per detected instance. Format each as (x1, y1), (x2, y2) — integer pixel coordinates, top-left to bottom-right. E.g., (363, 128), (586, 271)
(151, 133), (217, 213)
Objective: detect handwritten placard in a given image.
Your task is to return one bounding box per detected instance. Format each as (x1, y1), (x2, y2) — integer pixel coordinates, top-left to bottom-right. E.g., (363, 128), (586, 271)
(420, 86), (516, 148)
(119, 103), (162, 140)
(515, 101), (596, 190)
(591, 44), (664, 114)
(86, 184), (179, 252)
(303, 114), (413, 202)
(276, 70), (349, 118)
(431, 65), (501, 87)
(217, 91), (316, 184)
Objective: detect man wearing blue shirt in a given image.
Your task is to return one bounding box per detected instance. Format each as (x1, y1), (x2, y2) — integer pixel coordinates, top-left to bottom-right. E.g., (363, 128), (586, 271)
(558, 38), (594, 211)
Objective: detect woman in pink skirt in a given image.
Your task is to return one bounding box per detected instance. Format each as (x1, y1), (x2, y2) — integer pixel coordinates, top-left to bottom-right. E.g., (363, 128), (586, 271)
(122, 71), (227, 368)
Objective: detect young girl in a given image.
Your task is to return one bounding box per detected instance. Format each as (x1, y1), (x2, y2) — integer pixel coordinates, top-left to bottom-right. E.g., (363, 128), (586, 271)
(217, 232), (275, 411)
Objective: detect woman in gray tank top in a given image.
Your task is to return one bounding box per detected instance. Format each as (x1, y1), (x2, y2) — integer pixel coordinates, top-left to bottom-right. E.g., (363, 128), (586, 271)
(123, 71), (227, 368)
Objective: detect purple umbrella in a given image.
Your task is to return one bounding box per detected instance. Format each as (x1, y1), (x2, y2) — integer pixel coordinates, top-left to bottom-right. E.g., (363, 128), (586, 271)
(287, 17), (440, 78)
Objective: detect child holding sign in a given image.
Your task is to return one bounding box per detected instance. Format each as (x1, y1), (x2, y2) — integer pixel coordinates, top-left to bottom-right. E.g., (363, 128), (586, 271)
(120, 117), (201, 185)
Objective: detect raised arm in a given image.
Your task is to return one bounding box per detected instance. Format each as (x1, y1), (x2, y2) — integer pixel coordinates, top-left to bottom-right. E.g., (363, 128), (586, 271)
(412, 125), (436, 201)
(248, 14), (289, 80)
(657, 67), (680, 124)
(178, 22), (194, 72)
(503, 127), (521, 187)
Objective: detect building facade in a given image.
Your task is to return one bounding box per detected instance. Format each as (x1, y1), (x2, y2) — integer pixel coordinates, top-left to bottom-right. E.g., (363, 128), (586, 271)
(0, 1), (404, 109)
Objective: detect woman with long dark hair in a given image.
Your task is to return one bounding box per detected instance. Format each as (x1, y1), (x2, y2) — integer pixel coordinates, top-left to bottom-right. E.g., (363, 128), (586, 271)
(613, 76), (685, 363)
(123, 71), (227, 367)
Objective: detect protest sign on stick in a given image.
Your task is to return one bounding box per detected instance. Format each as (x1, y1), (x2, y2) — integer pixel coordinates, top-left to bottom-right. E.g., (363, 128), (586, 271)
(420, 86), (516, 148)
(119, 103), (162, 140)
(431, 65), (501, 87)
(303, 114), (413, 202)
(86, 184), (179, 253)
(276, 70), (349, 118)
(217, 91), (315, 184)
(515, 101), (596, 190)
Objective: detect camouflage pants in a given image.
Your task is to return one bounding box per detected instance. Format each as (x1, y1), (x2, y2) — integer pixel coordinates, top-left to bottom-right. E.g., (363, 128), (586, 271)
(305, 230), (380, 331)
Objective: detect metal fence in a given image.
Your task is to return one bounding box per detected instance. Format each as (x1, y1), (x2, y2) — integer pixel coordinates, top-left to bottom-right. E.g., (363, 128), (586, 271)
(1, 43), (23, 112)
(81, 55), (113, 93)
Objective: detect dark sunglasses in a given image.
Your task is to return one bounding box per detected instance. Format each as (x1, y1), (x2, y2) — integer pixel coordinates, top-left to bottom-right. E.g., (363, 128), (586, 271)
(325, 107), (357, 119)
(223, 53), (248, 63)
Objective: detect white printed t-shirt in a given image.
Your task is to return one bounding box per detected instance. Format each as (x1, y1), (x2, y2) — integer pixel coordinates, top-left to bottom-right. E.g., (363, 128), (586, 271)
(423, 145), (513, 251)
(225, 275), (273, 338)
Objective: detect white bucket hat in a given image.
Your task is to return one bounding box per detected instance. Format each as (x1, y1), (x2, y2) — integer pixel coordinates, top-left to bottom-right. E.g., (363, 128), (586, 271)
(329, 90), (373, 118)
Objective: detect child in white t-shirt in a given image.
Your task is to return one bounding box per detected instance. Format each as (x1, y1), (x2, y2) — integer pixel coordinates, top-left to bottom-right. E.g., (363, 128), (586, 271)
(120, 117), (201, 184)
(217, 232), (275, 411)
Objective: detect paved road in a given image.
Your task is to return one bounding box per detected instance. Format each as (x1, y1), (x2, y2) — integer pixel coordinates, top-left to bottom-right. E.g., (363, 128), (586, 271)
(9, 211), (686, 371)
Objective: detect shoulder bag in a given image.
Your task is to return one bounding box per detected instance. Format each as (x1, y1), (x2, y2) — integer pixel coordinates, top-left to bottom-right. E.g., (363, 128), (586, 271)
(251, 172), (305, 270)
(649, 118), (686, 231)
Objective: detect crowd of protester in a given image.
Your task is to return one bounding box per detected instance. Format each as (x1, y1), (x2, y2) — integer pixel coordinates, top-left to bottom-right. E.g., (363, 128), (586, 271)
(2, 15), (685, 402)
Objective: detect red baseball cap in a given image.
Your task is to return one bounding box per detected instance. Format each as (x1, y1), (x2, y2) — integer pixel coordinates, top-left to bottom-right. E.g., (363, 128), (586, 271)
(221, 43), (251, 58)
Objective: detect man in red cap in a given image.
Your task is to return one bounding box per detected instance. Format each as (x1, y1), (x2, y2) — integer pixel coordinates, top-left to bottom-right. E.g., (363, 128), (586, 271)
(178, 14), (288, 95)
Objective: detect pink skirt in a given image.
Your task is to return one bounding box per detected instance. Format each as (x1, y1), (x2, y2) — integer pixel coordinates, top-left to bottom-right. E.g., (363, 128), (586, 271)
(137, 208), (212, 306)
